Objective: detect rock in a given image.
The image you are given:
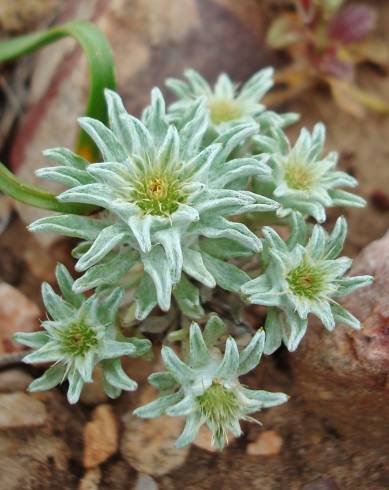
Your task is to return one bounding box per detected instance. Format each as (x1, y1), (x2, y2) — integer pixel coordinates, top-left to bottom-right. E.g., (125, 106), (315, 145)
(290, 231), (389, 449)
(121, 386), (189, 476)
(80, 366), (108, 406)
(133, 473), (159, 490)
(0, 388), (84, 490)
(246, 430), (283, 456)
(0, 246), (24, 286)
(78, 467), (102, 490)
(83, 404), (119, 468)
(0, 282), (40, 354)
(300, 478), (339, 490)
(0, 369), (33, 393)
(98, 460), (137, 490)
(121, 414), (189, 477)
(23, 237), (74, 282)
(0, 392), (47, 429)
(0, 0), (63, 33)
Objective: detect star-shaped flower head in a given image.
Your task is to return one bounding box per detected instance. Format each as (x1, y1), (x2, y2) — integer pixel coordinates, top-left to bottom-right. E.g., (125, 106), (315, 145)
(134, 316), (288, 449)
(29, 89), (277, 318)
(241, 214), (373, 354)
(14, 264), (151, 404)
(253, 123), (366, 222)
(166, 68), (299, 136)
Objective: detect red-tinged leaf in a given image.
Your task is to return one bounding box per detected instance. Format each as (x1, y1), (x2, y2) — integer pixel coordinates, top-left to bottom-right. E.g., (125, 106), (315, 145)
(328, 5), (377, 44)
(316, 48), (354, 81)
(295, 0), (316, 24)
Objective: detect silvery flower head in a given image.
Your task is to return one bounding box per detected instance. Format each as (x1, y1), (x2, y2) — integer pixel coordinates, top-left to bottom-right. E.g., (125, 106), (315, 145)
(241, 214), (373, 354)
(253, 123), (366, 222)
(14, 264), (151, 403)
(134, 316), (288, 449)
(29, 88), (277, 318)
(166, 68), (298, 136)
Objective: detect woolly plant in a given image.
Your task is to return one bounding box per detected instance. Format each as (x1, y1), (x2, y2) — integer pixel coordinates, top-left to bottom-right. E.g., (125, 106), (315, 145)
(13, 67), (372, 449)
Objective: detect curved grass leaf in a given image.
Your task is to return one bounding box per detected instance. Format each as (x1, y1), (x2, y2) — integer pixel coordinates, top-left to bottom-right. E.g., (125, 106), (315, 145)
(0, 20), (115, 212)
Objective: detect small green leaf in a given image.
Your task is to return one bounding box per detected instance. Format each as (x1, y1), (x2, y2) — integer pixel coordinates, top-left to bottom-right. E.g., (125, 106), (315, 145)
(173, 274), (204, 320)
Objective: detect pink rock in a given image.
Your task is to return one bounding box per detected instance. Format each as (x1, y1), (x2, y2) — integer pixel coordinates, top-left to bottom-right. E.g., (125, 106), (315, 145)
(291, 231), (389, 448)
(0, 282), (40, 354)
(246, 430), (283, 456)
(0, 392), (47, 430)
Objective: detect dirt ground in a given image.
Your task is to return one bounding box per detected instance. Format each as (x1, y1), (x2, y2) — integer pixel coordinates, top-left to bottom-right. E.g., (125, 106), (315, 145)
(0, 1), (388, 489)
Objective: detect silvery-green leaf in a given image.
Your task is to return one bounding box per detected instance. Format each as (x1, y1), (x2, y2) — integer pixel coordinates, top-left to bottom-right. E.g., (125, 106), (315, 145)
(104, 89), (133, 154)
(41, 282), (74, 320)
(214, 337), (239, 380)
(23, 344), (63, 364)
(67, 368), (84, 404)
(161, 346), (195, 383)
(78, 116), (127, 162)
(173, 274), (204, 320)
(202, 252), (250, 293)
(29, 214), (107, 240)
(166, 395), (194, 416)
(238, 329), (265, 376)
(43, 147), (89, 169)
(155, 228), (183, 284)
(142, 87), (169, 145)
(203, 314), (226, 347)
(75, 351), (95, 382)
(135, 274), (158, 321)
(96, 287), (123, 325)
(331, 303), (360, 329)
(335, 275), (373, 296)
(282, 313), (308, 352)
(242, 388), (288, 408)
(192, 216), (261, 252)
(325, 216), (347, 259)
(239, 67), (274, 100)
(148, 371), (177, 391)
(175, 413), (202, 448)
(55, 264), (83, 307)
(128, 214), (153, 253)
(102, 358), (137, 392)
(200, 237), (253, 259)
(328, 189), (366, 208)
(189, 323), (209, 367)
(99, 340), (136, 359)
(263, 308), (283, 355)
(134, 392), (183, 418)
(142, 246), (172, 312)
(182, 248), (216, 288)
(28, 365), (66, 392)
(14, 331), (49, 349)
(73, 250), (137, 293)
(76, 224), (128, 271)
(36, 166), (93, 187)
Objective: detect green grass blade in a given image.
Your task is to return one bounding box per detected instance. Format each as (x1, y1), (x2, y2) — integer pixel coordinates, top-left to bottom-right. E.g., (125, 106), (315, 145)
(0, 20), (115, 212)
(0, 163), (96, 214)
(0, 19), (116, 159)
